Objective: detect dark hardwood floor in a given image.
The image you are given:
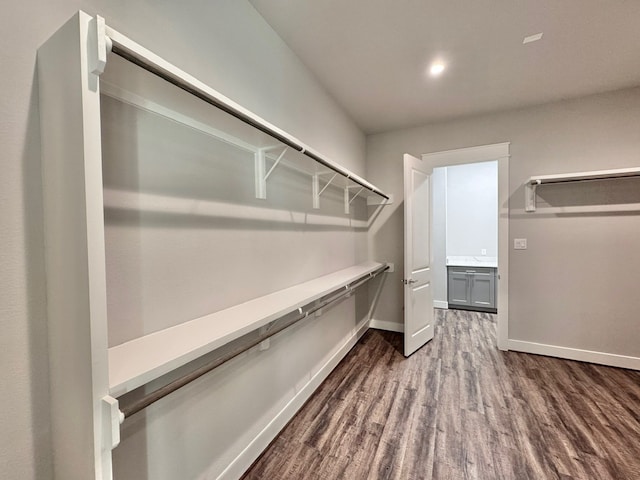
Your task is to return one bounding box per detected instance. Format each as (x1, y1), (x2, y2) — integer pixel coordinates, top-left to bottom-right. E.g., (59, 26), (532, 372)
(241, 309), (640, 479)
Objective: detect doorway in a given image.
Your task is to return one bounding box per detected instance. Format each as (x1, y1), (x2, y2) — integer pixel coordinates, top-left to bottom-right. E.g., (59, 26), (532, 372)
(421, 143), (509, 350)
(433, 160), (498, 313)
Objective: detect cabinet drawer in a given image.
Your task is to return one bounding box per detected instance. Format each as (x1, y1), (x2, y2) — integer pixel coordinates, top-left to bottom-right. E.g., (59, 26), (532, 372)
(448, 272), (471, 305)
(448, 266), (494, 275)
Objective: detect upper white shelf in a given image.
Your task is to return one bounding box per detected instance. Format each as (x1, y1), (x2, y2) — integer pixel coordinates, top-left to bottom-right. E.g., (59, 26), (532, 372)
(525, 167), (640, 212)
(108, 261), (386, 397)
(100, 23), (390, 209)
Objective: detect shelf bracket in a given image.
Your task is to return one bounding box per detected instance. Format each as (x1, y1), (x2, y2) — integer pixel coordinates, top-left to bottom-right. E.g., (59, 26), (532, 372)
(101, 396), (124, 451)
(367, 194), (394, 206)
(258, 321), (276, 351)
(312, 172), (338, 209)
(525, 179), (540, 212)
(255, 147), (288, 199)
(344, 186), (365, 214)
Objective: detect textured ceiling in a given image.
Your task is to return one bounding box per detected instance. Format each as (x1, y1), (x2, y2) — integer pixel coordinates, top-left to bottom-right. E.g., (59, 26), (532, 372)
(250, 0), (640, 133)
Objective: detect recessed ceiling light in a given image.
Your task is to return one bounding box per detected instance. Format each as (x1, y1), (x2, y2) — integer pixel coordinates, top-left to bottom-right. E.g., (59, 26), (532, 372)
(523, 33), (543, 44)
(429, 62), (445, 77)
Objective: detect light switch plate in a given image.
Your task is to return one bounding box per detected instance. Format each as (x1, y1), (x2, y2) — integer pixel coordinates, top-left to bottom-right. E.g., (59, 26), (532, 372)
(514, 238), (527, 250)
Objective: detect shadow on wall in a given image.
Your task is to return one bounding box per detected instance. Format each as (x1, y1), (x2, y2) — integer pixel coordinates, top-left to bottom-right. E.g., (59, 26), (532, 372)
(22, 63), (53, 477)
(101, 95), (370, 229)
(537, 176), (640, 210)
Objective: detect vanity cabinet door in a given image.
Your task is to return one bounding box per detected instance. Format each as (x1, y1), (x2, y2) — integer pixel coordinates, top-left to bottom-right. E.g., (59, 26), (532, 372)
(470, 271), (495, 309)
(448, 270), (470, 306)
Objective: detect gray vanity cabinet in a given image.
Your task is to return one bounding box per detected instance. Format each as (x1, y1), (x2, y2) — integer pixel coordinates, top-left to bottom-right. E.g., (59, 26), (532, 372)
(447, 266), (497, 313)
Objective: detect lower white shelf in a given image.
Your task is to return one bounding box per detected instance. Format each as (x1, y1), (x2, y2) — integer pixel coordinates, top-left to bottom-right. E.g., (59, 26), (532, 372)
(108, 261), (385, 397)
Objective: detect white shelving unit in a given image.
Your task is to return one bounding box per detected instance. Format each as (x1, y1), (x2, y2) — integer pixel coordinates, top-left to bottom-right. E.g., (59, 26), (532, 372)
(99, 74), (392, 213)
(525, 167), (640, 212)
(38, 12), (390, 479)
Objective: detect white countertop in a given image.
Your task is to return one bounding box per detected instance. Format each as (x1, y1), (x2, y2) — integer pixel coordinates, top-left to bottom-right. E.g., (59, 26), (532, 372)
(446, 256), (497, 268)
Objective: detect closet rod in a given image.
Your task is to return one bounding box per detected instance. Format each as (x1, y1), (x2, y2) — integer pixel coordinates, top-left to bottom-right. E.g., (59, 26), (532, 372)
(120, 264), (389, 419)
(105, 33), (389, 201)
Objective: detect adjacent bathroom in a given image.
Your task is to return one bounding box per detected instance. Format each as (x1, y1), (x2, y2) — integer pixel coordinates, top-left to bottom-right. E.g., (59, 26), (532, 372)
(432, 160), (498, 313)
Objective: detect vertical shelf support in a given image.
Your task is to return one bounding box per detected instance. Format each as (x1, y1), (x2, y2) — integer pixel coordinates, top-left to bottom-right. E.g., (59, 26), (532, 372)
(312, 172), (338, 209)
(255, 150), (266, 199)
(255, 146), (288, 199)
(258, 321), (276, 351)
(344, 186), (364, 214)
(525, 179), (540, 212)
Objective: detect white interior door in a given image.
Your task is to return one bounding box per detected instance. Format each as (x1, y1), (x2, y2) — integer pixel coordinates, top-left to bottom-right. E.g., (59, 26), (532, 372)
(403, 153), (434, 356)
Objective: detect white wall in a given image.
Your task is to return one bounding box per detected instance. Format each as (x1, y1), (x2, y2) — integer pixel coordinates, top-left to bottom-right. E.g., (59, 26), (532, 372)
(367, 86), (640, 362)
(1, 1), (367, 479)
(446, 161), (498, 259)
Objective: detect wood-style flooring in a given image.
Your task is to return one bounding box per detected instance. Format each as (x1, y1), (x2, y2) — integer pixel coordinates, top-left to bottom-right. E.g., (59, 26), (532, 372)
(241, 309), (640, 479)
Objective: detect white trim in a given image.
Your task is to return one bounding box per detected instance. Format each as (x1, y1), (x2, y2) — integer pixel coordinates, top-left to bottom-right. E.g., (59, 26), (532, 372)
(214, 318), (370, 480)
(422, 142), (510, 165)
(496, 155), (509, 350)
(508, 340), (640, 371)
(421, 143), (510, 351)
(369, 319), (405, 333)
(433, 300), (449, 309)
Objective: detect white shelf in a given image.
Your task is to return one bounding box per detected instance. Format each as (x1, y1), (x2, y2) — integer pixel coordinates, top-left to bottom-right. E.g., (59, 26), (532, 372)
(525, 167), (640, 212)
(109, 261), (385, 396)
(526, 167), (640, 186)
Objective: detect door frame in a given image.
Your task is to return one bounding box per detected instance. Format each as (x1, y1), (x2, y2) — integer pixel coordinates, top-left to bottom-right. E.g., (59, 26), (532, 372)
(422, 142), (509, 350)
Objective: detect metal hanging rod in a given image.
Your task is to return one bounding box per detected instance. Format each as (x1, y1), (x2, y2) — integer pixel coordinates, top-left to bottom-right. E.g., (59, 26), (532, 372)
(103, 27), (389, 200)
(524, 166), (640, 212)
(120, 264), (389, 419)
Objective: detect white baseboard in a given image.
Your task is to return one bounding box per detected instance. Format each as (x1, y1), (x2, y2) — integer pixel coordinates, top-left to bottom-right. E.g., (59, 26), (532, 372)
(508, 340), (640, 371)
(216, 318), (371, 480)
(369, 318), (404, 333)
(433, 300), (448, 309)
